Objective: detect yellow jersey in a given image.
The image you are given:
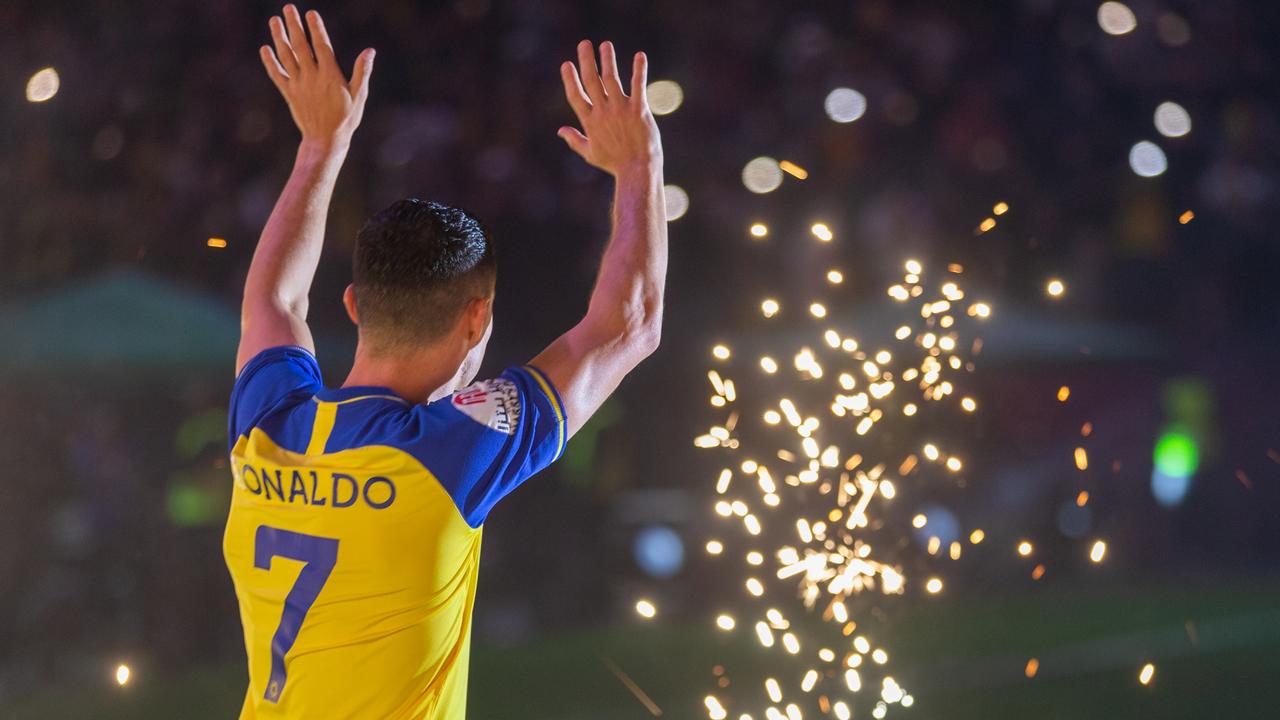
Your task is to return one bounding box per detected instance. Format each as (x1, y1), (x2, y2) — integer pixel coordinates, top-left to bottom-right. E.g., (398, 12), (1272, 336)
(223, 346), (566, 719)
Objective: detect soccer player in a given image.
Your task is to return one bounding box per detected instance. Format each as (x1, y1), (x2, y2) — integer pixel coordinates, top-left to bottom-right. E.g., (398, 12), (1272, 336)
(223, 6), (665, 718)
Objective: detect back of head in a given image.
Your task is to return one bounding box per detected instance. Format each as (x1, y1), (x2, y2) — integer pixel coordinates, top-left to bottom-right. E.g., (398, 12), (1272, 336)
(353, 199), (495, 351)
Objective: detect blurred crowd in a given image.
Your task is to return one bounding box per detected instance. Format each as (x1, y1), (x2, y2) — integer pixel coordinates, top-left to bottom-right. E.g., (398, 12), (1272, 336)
(2, 0), (1279, 698)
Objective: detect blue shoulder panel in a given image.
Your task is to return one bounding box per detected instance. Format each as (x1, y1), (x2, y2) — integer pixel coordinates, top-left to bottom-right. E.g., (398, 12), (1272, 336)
(395, 365), (567, 527)
(228, 346), (324, 454)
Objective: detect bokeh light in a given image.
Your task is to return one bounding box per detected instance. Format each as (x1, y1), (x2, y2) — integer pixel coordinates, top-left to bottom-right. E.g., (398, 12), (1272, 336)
(1129, 141), (1168, 177)
(1154, 102), (1192, 138)
(634, 525), (685, 578)
(1154, 430), (1199, 478)
(779, 160), (808, 179)
(742, 156), (784, 194)
(115, 663), (131, 686)
(1157, 13), (1191, 46)
(749, 222), (769, 239)
(634, 598), (657, 619)
(1046, 278), (1066, 298)
(1151, 469), (1192, 507)
(1097, 2), (1137, 35)
(824, 87), (867, 123)
(1089, 540), (1108, 563)
(663, 184), (689, 220)
(647, 80), (684, 115)
(25, 67), (60, 102)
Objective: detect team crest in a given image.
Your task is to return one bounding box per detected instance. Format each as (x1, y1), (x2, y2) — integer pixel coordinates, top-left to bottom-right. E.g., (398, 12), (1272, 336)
(452, 378), (521, 434)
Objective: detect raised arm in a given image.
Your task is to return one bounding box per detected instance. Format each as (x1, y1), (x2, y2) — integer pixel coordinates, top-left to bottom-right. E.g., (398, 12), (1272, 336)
(531, 41), (667, 438)
(237, 5), (375, 372)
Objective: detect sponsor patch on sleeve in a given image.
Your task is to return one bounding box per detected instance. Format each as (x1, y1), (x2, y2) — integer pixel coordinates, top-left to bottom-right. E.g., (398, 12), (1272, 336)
(452, 378), (522, 434)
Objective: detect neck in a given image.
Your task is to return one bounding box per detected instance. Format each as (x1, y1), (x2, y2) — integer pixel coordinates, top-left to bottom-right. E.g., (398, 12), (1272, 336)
(343, 341), (461, 405)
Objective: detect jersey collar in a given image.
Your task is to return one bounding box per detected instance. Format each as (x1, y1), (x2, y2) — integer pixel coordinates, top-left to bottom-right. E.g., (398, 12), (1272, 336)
(314, 386), (408, 404)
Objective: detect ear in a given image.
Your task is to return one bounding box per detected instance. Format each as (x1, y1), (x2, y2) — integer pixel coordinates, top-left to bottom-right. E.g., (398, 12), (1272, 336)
(342, 284), (359, 325)
(462, 296), (493, 348)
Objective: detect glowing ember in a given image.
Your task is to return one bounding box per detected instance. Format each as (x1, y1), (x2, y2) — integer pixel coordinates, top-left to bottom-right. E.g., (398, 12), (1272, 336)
(1090, 540), (1107, 563)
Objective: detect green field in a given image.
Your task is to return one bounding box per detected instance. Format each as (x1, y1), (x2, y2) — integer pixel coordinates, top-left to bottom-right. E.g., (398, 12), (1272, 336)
(6, 578), (1278, 719)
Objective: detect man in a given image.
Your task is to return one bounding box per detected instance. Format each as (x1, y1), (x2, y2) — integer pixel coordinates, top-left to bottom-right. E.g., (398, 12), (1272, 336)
(223, 6), (665, 718)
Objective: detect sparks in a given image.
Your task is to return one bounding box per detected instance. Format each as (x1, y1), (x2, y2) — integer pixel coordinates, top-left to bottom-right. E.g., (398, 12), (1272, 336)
(694, 256), (993, 717)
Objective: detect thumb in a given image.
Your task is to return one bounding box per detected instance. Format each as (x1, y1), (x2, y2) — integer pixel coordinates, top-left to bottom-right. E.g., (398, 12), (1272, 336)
(557, 126), (589, 157)
(349, 48), (376, 104)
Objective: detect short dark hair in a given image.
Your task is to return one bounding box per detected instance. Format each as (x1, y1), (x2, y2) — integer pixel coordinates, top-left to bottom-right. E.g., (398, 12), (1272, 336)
(353, 199), (495, 348)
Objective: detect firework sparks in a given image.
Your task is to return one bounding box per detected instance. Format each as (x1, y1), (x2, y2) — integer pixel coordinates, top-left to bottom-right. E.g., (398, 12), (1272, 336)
(604, 656), (664, 716)
(694, 255), (994, 717)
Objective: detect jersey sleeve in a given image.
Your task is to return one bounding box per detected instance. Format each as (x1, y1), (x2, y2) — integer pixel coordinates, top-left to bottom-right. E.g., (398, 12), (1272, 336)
(407, 365), (567, 527)
(228, 345), (324, 453)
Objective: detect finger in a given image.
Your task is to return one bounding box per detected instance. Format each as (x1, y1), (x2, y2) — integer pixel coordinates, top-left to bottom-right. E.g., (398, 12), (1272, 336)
(259, 45), (290, 93)
(630, 51), (648, 103)
(560, 61), (592, 122)
(557, 126), (590, 158)
(269, 16), (300, 75)
(283, 4), (314, 68)
(600, 41), (625, 97)
(576, 40), (606, 103)
(349, 48), (376, 107)
(305, 10), (337, 70)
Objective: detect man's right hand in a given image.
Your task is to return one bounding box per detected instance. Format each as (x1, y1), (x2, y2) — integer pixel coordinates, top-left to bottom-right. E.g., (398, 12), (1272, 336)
(558, 40), (663, 176)
(260, 5), (375, 150)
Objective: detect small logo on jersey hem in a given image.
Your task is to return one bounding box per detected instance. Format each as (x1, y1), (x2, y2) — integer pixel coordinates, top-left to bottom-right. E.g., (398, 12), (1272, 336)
(452, 378), (521, 434)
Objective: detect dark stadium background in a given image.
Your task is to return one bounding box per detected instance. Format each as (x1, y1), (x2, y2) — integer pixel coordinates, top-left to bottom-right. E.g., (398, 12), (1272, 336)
(2, 1), (1279, 717)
